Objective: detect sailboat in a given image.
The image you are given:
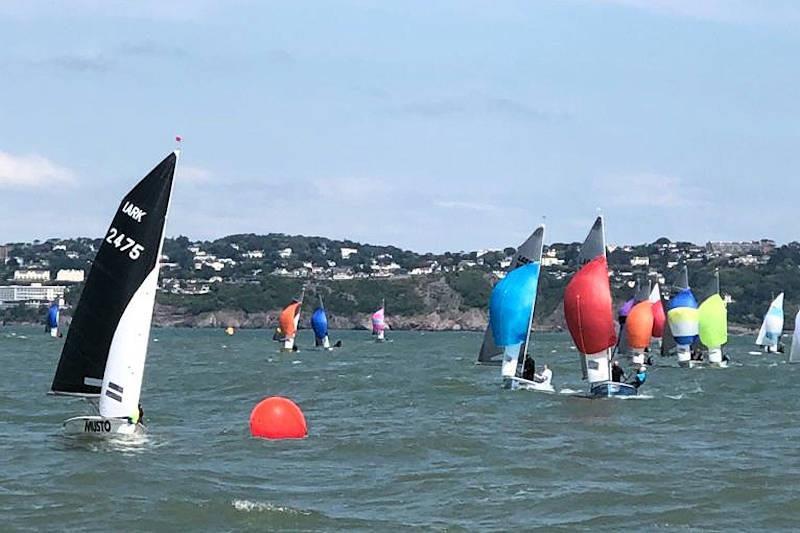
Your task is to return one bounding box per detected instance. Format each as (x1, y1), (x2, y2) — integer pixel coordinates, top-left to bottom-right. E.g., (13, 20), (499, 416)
(486, 224), (548, 390)
(477, 226), (545, 364)
(789, 310), (800, 363)
(564, 216), (636, 397)
(311, 296), (332, 350)
(755, 293), (784, 354)
(46, 301), (60, 338)
(697, 269), (728, 367)
(625, 283), (654, 367)
(621, 279), (653, 366)
(372, 300), (387, 342)
(666, 265), (699, 367)
(278, 289), (304, 351)
(49, 150), (178, 435)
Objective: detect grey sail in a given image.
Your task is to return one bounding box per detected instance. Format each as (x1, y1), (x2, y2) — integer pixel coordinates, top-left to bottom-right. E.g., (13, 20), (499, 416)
(677, 264), (690, 290)
(577, 216), (606, 265)
(634, 278), (651, 302)
(477, 225), (545, 365)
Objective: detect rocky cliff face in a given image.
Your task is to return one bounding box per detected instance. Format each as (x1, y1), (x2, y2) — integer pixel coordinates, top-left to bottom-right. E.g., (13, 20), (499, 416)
(151, 303), (492, 331)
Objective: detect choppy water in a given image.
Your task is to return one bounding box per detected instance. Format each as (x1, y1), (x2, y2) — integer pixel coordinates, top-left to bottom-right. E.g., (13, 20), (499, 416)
(2, 327), (800, 531)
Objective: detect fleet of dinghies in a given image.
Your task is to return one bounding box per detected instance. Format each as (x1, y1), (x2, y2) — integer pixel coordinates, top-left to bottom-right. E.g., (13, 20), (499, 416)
(49, 150), (178, 436)
(46, 150), (800, 437)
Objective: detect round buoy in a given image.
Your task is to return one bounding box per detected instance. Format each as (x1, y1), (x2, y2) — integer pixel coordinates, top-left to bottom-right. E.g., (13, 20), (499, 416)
(225, 326), (235, 336)
(249, 396), (307, 439)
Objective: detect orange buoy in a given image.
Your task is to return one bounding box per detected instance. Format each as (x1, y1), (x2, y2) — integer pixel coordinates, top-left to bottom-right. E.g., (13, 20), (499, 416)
(249, 396), (307, 439)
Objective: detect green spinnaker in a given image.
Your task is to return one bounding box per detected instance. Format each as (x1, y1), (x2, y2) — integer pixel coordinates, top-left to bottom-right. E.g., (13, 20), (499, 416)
(698, 294), (727, 348)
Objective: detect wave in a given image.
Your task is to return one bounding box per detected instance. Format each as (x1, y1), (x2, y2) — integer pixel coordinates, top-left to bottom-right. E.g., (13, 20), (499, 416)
(231, 499), (310, 515)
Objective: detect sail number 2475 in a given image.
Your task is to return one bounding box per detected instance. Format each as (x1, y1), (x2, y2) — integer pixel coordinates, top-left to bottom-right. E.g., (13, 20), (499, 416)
(105, 228), (145, 260)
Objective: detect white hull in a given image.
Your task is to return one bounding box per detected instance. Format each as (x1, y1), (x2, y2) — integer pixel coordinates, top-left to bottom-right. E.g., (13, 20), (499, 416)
(63, 415), (143, 436)
(507, 376), (554, 393)
(50, 328), (58, 338)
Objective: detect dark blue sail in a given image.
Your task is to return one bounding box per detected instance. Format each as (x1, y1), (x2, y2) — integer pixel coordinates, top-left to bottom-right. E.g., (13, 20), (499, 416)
(311, 307), (329, 343)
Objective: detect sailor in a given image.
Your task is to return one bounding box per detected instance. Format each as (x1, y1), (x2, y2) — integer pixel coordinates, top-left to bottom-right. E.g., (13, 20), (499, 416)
(333, 340), (342, 348)
(630, 366), (648, 389)
(272, 327), (283, 341)
(611, 360), (625, 382)
(128, 404), (144, 425)
(534, 364), (552, 386)
(521, 357), (536, 381)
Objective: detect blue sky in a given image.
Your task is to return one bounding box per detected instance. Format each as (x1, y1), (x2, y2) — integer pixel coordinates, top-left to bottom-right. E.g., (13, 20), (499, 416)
(1, 0), (799, 252)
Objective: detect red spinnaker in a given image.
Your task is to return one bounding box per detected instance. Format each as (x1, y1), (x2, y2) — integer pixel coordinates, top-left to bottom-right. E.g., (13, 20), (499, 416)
(651, 299), (666, 338)
(564, 256), (617, 354)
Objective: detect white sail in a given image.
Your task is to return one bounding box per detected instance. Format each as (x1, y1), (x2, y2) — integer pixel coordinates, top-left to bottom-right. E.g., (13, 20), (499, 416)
(756, 292), (784, 347)
(98, 153), (177, 419)
(99, 267), (160, 418)
(790, 310), (800, 363)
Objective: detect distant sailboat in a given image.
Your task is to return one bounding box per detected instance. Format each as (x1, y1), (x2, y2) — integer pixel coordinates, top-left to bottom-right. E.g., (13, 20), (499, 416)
(46, 301), (60, 338)
(311, 296), (332, 350)
(372, 300), (387, 342)
(666, 265), (699, 367)
(564, 216), (635, 397)
(789, 310), (800, 363)
(49, 150), (178, 436)
(756, 293), (784, 354)
(487, 224), (549, 390)
(477, 226), (545, 365)
(697, 270), (727, 367)
(278, 289), (304, 351)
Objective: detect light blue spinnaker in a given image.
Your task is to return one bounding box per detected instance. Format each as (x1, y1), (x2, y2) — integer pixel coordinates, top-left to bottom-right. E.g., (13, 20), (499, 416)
(489, 262), (541, 378)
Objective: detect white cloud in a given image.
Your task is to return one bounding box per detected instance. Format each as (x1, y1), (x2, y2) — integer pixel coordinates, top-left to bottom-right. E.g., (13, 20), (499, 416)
(0, 151), (75, 188)
(178, 165), (213, 183)
(594, 173), (707, 208)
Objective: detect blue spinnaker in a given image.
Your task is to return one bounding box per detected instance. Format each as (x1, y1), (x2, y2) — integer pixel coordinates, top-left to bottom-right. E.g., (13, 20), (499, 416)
(47, 303), (59, 329)
(311, 307), (328, 340)
(489, 262), (540, 347)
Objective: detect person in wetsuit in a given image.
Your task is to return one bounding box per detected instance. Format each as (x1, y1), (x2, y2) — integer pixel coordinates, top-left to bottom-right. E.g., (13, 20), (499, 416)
(521, 357), (536, 381)
(611, 360), (626, 383)
(629, 366), (648, 389)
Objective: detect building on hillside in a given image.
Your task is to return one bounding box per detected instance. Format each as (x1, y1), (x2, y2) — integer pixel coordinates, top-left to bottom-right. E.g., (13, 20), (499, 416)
(278, 247), (293, 259)
(13, 270), (50, 283)
(340, 247), (358, 259)
(0, 284), (65, 305)
(630, 256), (649, 266)
(56, 269), (85, 283)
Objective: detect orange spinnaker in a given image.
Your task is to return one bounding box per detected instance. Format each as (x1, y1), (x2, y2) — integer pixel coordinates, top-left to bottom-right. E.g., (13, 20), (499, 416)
(625, 301), (654, 350)
(279, 302), (301, 337)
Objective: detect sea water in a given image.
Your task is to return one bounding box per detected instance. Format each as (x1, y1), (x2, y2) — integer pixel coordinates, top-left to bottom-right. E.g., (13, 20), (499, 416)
(2, 327), (800, 531)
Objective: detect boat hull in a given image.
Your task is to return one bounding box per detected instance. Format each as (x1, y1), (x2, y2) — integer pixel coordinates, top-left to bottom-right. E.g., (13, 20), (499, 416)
(506, 376), (555, 393)
(589, 381), (638, 397)
(63, 415), (143, 436)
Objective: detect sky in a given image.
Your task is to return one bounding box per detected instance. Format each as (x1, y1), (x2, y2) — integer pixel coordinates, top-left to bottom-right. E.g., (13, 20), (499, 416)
(1, 0), (799, 252)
